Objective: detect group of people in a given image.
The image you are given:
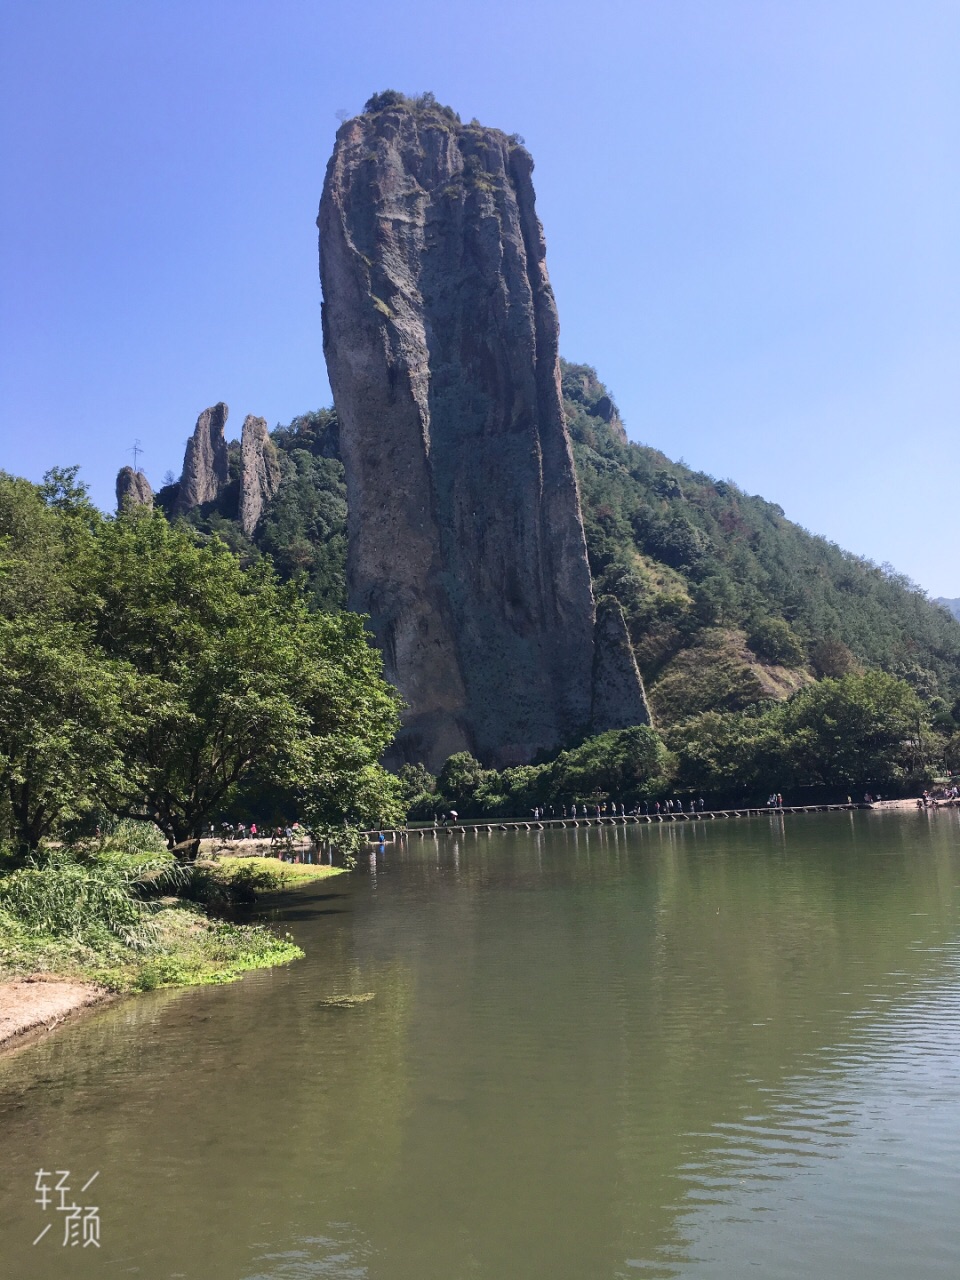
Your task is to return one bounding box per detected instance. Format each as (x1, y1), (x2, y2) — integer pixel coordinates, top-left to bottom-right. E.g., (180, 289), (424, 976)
(918, 787), (959, 808)
(651, 798), (706, 815)
(533, 803), (633, 820)
(530, 798), (711, 820)
(436, 799), (727, 825)
(209, 821), (303, 844)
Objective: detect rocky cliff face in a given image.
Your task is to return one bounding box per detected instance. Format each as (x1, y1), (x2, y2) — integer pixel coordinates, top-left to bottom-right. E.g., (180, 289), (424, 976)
(115, 466), (154, 512)
(591, 597), (650, 732)
(238, 414), (281, 536)
(319, 97), (649, 768)
(174, 403), (230, 515)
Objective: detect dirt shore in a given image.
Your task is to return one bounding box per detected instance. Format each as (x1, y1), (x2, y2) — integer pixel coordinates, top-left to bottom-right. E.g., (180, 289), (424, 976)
(0, 977), (111, 1052)
(872, 797), (954, 811)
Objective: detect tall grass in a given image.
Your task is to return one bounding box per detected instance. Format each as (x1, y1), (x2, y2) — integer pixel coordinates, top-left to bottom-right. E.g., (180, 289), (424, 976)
(0, 846), (186, 947)
(0, 823), (306, 992)
(100, 818), (170, 858)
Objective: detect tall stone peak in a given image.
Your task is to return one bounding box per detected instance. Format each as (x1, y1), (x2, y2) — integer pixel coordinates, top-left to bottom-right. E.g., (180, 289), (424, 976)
(115, 466), (154, 512)
(319, 99), (648, 768)
(238, 414), (281, 536)
(175, 402), (229, 515)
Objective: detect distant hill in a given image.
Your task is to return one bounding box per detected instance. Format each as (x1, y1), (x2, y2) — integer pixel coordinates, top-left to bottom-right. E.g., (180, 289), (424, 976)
(937, 598), (960, 622)
(152, 360), (960, 728)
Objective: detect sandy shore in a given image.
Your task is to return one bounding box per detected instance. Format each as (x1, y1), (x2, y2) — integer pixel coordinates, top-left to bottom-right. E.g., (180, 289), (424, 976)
(0, 977), (111, 1052)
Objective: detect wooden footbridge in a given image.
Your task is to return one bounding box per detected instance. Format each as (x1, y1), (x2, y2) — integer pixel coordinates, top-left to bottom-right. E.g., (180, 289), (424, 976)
(364, 803), (871, 841)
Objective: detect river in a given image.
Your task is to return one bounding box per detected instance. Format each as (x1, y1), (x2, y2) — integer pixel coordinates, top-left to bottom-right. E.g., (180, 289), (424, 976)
(2, 810), (960, 1278)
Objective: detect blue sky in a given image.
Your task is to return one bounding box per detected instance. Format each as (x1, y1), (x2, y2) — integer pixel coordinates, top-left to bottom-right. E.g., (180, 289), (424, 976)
(2, 0), (958, 595)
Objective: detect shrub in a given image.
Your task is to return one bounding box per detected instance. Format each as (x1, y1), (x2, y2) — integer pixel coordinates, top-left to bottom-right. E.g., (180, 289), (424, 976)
(747, 617), (806, 667)
(364, 89), (408, 113)
(0, 846), (186, 947)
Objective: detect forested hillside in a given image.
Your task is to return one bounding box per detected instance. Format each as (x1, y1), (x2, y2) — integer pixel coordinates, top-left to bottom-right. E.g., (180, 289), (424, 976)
(561, 362), (960, 725)
(164, 361), (960, 738)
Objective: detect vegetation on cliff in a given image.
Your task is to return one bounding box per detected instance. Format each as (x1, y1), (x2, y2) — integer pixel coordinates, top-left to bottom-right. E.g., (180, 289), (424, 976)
(164, 363), (960, 729)
(561, 362), (960, 712)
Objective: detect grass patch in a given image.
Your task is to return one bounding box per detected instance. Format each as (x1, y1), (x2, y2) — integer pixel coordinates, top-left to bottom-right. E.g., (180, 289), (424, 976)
(211, 855), (346, 892)
(0, 901), (302, 993)
(102, 907), (303, 992)
(0, 838), (309, 994)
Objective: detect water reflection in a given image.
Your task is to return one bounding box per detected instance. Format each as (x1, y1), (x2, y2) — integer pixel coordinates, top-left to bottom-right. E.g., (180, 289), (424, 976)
(1, 813), (960, 1279)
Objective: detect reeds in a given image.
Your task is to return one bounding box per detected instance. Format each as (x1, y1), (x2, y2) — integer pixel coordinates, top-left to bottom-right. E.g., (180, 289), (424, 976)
(0, 845), (185, 947)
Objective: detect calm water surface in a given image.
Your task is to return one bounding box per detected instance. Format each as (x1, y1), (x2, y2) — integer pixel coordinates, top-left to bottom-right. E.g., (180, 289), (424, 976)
(3, 811), (960, 1279)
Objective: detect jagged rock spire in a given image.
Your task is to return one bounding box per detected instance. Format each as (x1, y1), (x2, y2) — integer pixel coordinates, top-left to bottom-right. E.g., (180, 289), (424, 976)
(115, 466), (153, 512)
(319, 98), (648, 768)
(238, 414), (281, 536)
(174, 403), (229, 515)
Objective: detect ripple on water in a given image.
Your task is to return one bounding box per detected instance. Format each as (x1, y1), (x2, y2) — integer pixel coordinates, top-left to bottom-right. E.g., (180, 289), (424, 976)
(659, 966), (960, 1277)
(4, 816), (960, 1280)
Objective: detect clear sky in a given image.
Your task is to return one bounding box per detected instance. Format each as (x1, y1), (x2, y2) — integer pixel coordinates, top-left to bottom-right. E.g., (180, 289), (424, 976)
(1, 0), (957, 595)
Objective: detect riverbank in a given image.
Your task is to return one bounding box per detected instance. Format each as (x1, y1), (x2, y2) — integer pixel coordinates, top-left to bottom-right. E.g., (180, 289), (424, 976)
(0, 977), (112, 1052)
(0, 853), (346, 1053)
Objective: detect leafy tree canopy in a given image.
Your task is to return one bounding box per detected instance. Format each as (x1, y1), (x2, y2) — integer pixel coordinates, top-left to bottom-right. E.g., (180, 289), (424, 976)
(0, 476), (403, 858)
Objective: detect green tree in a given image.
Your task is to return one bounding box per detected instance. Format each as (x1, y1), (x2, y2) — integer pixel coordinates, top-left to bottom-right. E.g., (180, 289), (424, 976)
(779, 670), (928, 787)
(0, 619), (133, 856)
(0, 472), (126, 856)
(665, 710), (770, 792)
(37, 465), (96, 516)
(1, 475), (403, 857)
(436, 752), (488, 806)
(83, 511), (403, 854)
(943, 731), (960, 776)
(747, 617), (805, 667)
(0, 471), (72, 619)
(548, 726), (674, 804)
(396, 763), (436, 802)
(809, 636), (856, 679)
